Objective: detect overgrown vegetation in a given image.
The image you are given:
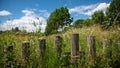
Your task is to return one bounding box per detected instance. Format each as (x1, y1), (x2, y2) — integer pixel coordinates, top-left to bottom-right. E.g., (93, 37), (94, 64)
(0, 0), (120, 68)
(0, 26), (120, 68)
(73, 0), (120, 30)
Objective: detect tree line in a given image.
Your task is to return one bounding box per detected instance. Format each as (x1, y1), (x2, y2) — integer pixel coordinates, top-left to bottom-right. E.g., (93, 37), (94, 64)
(7, 0), (119, 35)
(45, 0), (120, 35)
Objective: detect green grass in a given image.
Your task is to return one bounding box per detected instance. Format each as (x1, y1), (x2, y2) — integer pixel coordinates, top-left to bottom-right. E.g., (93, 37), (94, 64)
(0, 25), (120, 68)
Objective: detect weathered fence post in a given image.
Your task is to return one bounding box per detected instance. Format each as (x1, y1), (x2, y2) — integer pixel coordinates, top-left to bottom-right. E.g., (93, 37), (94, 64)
(38, 38), (46, 60)
(54, 35), (62, 57)
(102, 39), (112, 56)
(4, 45), (13, 53)
(87, 36), (96, 58)
(38, 38), (46, 67)
(102, 39), (108, 53)
(22, 41), (30, 62)
(71, 34), (79, 64)
(4, 45), (14, 68)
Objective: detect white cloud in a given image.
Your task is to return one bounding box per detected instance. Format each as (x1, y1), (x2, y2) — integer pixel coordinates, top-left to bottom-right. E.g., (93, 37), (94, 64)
(0, 9), (47, 32)
(22, 9), (34, 16)
(39, 10), (50, 18)
(69, 3), (98, 14)
(0, 10), (11, 16)
(93, 3), (110, 12)
(69, 2), (110, 16)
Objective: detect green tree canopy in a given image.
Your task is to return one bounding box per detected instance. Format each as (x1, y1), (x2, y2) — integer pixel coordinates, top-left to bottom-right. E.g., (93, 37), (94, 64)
(73, 19), (84, 28)
(83, 19), (93, 26)
(106, 0), (120, 25)
(92, 11), (104, 24)
(45, 7), (72, 35)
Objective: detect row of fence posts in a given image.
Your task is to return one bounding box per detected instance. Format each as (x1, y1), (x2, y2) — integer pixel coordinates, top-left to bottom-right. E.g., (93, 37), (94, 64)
(4, 34), (120, 67)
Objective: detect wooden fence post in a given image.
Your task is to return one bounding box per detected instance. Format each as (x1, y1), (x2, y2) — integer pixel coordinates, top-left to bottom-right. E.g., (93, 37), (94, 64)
(4, 45), (14, 68)
(4, 45), (13, 53)
(38, 38), (46, 60)
(102, 39), (112, 56)
(71, 34), (79, 64)
(22, 41), (30, 62)
(54, 35), (62, 57)
(87, 36), (96, 58)
(102, 39), (108, 53)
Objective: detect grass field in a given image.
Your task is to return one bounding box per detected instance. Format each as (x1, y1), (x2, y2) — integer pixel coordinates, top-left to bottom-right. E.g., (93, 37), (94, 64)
(0, 25), (120, 68)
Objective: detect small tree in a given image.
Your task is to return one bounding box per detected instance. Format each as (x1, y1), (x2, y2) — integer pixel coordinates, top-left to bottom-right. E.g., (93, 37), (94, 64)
(12, 27), (19, 32)
(73, 19), (84, 28)
(83, 19), (93, 27)
(45, 7), (72, 35)
(92, 11), (104, 25)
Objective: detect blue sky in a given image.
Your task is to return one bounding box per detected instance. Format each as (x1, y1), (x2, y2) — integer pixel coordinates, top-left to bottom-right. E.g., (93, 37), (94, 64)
(0, 0), (111, 32)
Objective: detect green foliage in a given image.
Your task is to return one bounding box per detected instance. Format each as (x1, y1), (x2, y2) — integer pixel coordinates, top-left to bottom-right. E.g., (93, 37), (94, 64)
(12, 27), (19, 32)
(73, 19), (84, 28)
(82, 19), (93, 26)
(45, 7), (72, 35)
(92, 11), (104, 24)
(106, 0), (120, 25)
(0, 26), (120, 68)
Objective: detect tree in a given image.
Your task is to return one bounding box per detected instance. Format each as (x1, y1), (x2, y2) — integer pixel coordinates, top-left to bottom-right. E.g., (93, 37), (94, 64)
(83, 19), (93, 27)
(92, 11), (104, 25)
(106, 0), (120, 25)
(12, 27), (19, 32)
(45, 7), (72, 35)
(73, 19), (84, 28)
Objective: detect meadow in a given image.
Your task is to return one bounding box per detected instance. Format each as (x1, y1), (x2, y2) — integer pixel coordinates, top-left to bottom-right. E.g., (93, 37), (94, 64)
(0, 25), (120, 68)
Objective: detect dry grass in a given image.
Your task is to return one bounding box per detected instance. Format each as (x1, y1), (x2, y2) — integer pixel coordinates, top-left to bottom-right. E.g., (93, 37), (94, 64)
(0, 25), (120, 68)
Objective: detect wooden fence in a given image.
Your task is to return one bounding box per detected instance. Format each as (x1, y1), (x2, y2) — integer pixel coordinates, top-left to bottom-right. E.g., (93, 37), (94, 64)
(4, 33), (120, 67)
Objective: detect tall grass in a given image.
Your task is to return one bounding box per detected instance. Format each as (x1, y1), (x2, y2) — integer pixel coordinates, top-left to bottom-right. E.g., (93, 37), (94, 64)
(0, 25), (120, 68)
